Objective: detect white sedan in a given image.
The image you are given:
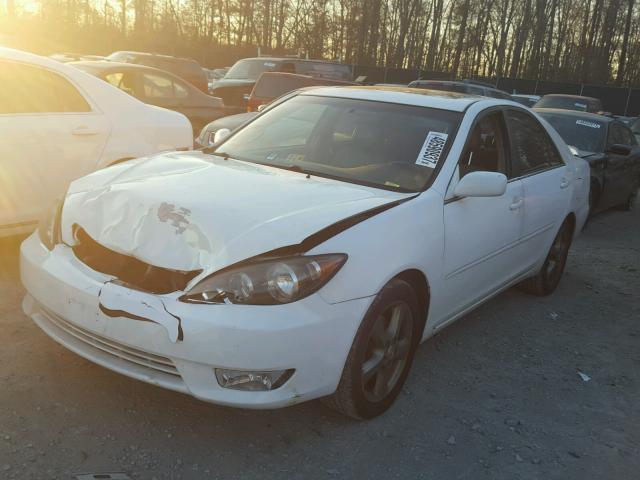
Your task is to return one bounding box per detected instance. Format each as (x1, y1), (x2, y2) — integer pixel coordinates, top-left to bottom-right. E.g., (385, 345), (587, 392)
(0, 47), (193, 238)
(20, 87), (590, 419)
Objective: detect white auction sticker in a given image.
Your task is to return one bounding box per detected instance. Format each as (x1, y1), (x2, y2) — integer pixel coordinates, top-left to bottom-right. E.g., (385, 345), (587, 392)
(576, 119), (601, 129)
(416, 131), (449, 168)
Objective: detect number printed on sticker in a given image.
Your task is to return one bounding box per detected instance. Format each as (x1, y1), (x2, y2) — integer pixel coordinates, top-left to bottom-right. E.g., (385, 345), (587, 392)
(416, 132), (449, 168)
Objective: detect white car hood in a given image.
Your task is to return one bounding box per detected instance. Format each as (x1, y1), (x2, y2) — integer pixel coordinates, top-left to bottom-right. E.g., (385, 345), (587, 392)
(62, 152), (410, 275)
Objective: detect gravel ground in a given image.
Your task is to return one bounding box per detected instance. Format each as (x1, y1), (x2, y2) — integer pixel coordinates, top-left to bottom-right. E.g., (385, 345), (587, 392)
(1, 205), (639, 480)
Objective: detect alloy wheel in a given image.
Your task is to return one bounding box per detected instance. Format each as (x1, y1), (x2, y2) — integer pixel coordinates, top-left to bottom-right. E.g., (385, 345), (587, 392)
(361, 301), (413, 403)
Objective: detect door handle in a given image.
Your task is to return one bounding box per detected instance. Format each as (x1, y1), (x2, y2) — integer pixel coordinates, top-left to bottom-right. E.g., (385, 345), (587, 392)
(509, 198), (523, 210)
(560, 178), (569, 189)
(71, 126), (99, 136)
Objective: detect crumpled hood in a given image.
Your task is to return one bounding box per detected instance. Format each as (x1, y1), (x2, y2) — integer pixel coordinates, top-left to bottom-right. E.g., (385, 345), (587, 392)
(62, 152), (409, 274)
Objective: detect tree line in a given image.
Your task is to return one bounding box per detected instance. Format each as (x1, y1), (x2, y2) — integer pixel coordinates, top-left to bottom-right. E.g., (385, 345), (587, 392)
(2, 0), (640, 86)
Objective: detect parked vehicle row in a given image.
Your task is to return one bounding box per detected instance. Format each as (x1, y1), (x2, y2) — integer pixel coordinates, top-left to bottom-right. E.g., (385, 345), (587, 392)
(6, 47), (638, 422)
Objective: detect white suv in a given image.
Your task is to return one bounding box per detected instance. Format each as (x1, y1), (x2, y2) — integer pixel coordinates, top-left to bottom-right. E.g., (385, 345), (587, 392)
(0, 47), (193, 237)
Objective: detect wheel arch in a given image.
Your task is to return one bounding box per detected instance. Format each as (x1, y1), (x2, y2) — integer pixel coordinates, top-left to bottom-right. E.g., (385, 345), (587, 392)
(564, 211), (576, 236)
(394, 269), (430, 340)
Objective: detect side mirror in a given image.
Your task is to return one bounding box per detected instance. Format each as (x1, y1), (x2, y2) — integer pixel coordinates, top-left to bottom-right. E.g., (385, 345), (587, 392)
(607, 143), (631, 156)
(213, 128), (232, 144)
(453, 171), (507, 198)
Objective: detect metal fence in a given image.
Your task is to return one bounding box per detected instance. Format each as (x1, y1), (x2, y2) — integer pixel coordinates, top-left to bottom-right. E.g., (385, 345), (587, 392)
(350, 64), (640, 116)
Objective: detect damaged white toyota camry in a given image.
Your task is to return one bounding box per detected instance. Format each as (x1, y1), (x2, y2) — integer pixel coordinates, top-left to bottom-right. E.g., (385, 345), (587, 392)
(21, 87), (590, 419)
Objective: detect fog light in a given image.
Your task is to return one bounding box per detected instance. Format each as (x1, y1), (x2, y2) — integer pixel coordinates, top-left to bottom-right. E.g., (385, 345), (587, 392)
(215, 368), (294, 391)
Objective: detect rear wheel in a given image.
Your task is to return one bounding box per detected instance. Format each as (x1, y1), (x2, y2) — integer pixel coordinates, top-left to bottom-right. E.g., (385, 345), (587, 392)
(519, 220), (573, 296)
(619, 185), (638, 211)
(323, 279), (420, 419)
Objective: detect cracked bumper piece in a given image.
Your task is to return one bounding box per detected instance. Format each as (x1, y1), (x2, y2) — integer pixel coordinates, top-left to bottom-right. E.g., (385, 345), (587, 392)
(20, 234), (372, 409)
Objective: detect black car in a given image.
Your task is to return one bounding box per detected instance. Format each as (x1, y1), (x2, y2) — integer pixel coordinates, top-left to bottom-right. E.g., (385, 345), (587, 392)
(107, 51), (209, 93)
(73, 61), (227, 135)
(536, 108), (640, 213)
(408, 80), (514, 100)
(211, 57), (353, 108)
(534, 94), (603, 113)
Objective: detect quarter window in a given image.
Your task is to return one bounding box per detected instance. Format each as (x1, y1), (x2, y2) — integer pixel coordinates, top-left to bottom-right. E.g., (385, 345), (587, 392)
(507, 109), (564, 176)
(0, 61), (91, 114)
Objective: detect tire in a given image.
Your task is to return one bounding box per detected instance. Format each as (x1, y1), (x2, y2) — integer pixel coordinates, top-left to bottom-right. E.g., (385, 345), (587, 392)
(518, 220), (573, 296)
(323, 278), (420, 419)
(619, 185), (638, 211)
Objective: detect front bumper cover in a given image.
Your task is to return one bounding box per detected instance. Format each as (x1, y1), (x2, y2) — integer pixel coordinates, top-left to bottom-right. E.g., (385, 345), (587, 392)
(20, 234), (373, 408)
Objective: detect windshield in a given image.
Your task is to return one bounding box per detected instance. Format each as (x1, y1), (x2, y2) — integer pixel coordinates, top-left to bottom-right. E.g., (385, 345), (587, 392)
(226, 59), (278, 80)
(539, 113), (606, 152)
(213, 95), (461, 192)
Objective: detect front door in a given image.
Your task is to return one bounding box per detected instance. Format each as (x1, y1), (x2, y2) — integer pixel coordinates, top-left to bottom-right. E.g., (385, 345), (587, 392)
(439, 110), (525, 325)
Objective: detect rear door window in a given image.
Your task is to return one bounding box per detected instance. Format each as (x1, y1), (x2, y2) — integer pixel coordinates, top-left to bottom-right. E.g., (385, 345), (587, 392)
(0, 61), (91, 114)
(142, 73), (175, 99)
(506, 109), (564, 176)
(104, 71), (137, 97)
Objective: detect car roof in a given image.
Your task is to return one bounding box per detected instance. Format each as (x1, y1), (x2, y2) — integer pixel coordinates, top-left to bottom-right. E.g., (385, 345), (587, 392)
(111, 50), (192, 60)
(534, 107), (613, 122)
(71, 61), (193, 84)
(541, 94), (599, 101)
(297, 85), (483, 112)
(257, 71), (354, 84)
(239, 57), (347, 65)
(411, 79), (509, 93)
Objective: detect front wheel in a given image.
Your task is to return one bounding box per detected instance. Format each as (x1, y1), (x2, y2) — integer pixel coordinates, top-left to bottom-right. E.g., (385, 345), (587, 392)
(323, 279), (420, 419)
(518, 220), (573, 296)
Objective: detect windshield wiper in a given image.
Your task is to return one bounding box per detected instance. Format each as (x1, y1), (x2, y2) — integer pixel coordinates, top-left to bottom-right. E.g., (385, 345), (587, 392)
(203, 148), (232, 159)
(258, 162), (317, 176)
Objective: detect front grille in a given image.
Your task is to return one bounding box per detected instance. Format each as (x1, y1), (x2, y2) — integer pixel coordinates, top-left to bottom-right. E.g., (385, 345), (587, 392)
(71, 227), (201, 294)
(44, 307), (180, 377)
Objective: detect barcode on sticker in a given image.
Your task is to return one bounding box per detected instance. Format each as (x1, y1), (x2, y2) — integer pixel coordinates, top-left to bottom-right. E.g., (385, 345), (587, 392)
(416, 132), (448, 168)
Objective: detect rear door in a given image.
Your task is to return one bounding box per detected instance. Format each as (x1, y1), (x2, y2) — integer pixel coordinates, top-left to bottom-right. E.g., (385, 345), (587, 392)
(0, 60), (109, 230)
(505, 109), (571, 268)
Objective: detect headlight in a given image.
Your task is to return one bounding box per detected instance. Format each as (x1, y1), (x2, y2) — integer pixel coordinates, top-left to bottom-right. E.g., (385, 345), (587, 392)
(180, 254), (347, 305)
(38, 198), (64, 250)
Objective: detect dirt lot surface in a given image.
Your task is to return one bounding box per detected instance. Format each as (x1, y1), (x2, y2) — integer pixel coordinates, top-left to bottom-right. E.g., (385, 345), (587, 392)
(1, 206), (639, 480)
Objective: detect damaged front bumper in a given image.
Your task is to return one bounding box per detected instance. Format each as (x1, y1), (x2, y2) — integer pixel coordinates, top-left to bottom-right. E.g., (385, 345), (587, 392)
(20, 234), (372, 408)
